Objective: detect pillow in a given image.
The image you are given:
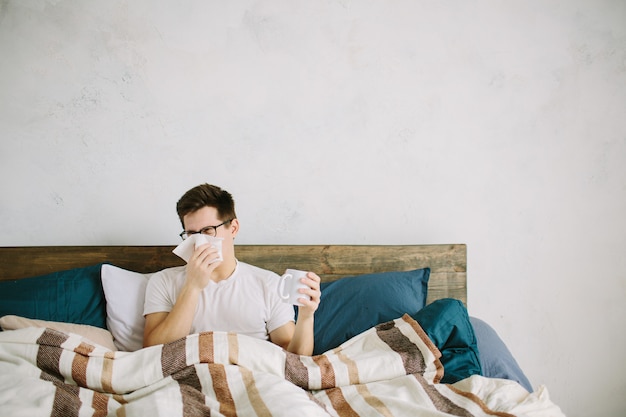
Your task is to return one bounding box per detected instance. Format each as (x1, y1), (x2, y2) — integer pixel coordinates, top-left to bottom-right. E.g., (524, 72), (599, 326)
(101, 264), (153, 351)
(312, 268), (430, 355)
(0, 264), (106, 329)
(411, 298), (481, 384)
(0, 315), (117, 351)
(469, 316), (533, 392)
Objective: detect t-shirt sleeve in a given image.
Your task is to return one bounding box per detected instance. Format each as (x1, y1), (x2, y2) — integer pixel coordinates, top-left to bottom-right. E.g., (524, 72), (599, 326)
(266, 275), (296, 334)
(143, 269), (176, 316)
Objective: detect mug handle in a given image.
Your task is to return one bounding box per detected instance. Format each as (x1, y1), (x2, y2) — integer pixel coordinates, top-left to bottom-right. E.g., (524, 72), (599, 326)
(278, 274), (292, 299)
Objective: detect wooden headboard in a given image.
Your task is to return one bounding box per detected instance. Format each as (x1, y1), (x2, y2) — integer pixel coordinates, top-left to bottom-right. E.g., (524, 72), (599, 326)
(0, 244), (467, 305)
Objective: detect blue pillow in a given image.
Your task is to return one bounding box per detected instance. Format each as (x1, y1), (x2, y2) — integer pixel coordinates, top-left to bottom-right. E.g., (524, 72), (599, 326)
(411, 298), (481, 383)
(469, 316), (533, 391)
(313, 268), (430, 355)
(0, 264), (107, 329)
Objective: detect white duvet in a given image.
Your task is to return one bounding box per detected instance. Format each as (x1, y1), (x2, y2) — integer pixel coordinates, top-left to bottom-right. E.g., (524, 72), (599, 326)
(0, 314), (564, 417)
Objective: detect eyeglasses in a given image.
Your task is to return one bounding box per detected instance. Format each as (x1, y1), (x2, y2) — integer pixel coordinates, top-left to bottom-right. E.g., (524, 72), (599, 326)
(179, 219), (234, 240)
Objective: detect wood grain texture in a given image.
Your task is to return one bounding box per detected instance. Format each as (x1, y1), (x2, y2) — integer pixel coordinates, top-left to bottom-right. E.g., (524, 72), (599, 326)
(0, 244), (466, 305)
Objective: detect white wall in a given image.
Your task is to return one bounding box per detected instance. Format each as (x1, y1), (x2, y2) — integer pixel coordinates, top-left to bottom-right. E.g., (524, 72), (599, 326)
(1, 1), (625, 416)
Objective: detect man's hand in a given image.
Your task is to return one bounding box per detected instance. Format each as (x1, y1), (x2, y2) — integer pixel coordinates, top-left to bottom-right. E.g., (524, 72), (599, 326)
(272, 271), (321, 355)
(185, 243), (222, 290)
(295, 272), (321, 319)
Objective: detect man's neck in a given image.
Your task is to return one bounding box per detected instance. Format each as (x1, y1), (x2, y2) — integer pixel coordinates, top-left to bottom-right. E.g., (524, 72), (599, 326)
(211, 258), (237, 282)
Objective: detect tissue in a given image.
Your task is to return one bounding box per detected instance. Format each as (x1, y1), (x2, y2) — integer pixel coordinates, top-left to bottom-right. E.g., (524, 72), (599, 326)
(172, 235), (224, 263)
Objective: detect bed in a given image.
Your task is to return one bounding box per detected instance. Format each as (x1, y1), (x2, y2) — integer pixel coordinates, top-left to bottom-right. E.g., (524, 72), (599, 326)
(0, 244), (564, 416)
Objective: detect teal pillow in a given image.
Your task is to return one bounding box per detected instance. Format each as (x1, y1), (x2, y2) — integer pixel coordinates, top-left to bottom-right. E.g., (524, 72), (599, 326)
(0, 264), (107, 329)
(313, 268), (430, 355)
(411, 298), (481, 383)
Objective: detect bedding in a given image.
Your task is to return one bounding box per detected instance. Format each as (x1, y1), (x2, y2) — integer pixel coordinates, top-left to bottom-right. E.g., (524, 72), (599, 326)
(0, 315), (117, 351)
(0, 244), (561, 416)
(0, 315), (563, 417)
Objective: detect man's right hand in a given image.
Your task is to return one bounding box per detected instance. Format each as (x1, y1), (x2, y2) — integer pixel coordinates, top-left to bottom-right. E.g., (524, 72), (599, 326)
(184, 243), (223, 290)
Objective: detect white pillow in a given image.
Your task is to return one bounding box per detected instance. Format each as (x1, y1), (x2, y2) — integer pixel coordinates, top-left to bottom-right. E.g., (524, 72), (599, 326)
(0, 315), (117, 351)
(101, 264), (153, 351)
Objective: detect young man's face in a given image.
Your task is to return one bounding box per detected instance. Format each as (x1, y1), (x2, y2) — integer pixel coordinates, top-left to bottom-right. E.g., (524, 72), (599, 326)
(183, 206), (238, 252)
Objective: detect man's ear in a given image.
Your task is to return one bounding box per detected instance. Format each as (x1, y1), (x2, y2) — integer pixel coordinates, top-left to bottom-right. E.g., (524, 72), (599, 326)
(229, 218), (240, 238)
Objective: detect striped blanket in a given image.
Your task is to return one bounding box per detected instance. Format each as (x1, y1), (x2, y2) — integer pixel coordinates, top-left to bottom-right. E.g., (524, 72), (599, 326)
(0, 314), (564, 417)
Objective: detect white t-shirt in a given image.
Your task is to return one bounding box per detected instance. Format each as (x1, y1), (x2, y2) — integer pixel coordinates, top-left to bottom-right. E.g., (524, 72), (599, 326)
(143, 261), (295, 340)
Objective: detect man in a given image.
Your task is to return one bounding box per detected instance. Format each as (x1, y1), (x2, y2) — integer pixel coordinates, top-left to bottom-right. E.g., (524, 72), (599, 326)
(143, 183), (321, 355)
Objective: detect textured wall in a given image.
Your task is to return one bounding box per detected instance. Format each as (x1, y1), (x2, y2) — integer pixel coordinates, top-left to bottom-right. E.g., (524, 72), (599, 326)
(1, 2), (625, 416)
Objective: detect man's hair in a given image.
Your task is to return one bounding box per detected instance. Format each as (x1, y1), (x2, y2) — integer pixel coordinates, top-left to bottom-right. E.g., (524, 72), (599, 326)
(176, 183), (237, 227)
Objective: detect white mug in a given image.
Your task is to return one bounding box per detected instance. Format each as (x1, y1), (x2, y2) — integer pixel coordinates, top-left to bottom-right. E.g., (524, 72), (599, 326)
(278, 269), (311, 306)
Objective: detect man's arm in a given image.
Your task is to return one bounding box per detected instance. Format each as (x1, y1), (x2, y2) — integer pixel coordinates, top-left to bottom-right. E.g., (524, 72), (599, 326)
(143, 244), (221, 347)
(143, 285), (202, 347)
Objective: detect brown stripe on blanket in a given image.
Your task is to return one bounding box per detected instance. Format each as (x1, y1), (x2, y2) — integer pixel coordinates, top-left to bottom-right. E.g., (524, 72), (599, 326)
(228, 332), (239, 364)
(209, 363), (237, 416)
(73, 340), (96, 356)
(413, 374), (476, 417)
(336, 350), (360, 385)
(325, 387), (360, 417)
(37, 328), (70, 347)
(284, 351), (309, 388)
(112, 393), (129, 406)
(179, 383), (213, 417)
(313, 354), (336, 389)
(50, 381), (81, 417)
(375, 320), (427, 375)
(199, 332), (214, 363)
(240, 366), (273, 417)
(168, 343), (208, 414)
(161, 336), (188, 376)
(71, 342), (95, 387)
(355, 384), (394, 417)
(401, 314), (444, 383)
(113, 404), (127, 417)
(446, 384), (517, 417)
(172, 365), (203, 392)
(36, 329), (69, 382)
(91, 391), (111, 417)
(101, 351), (116, 393)
(401, 314), (440, 355)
